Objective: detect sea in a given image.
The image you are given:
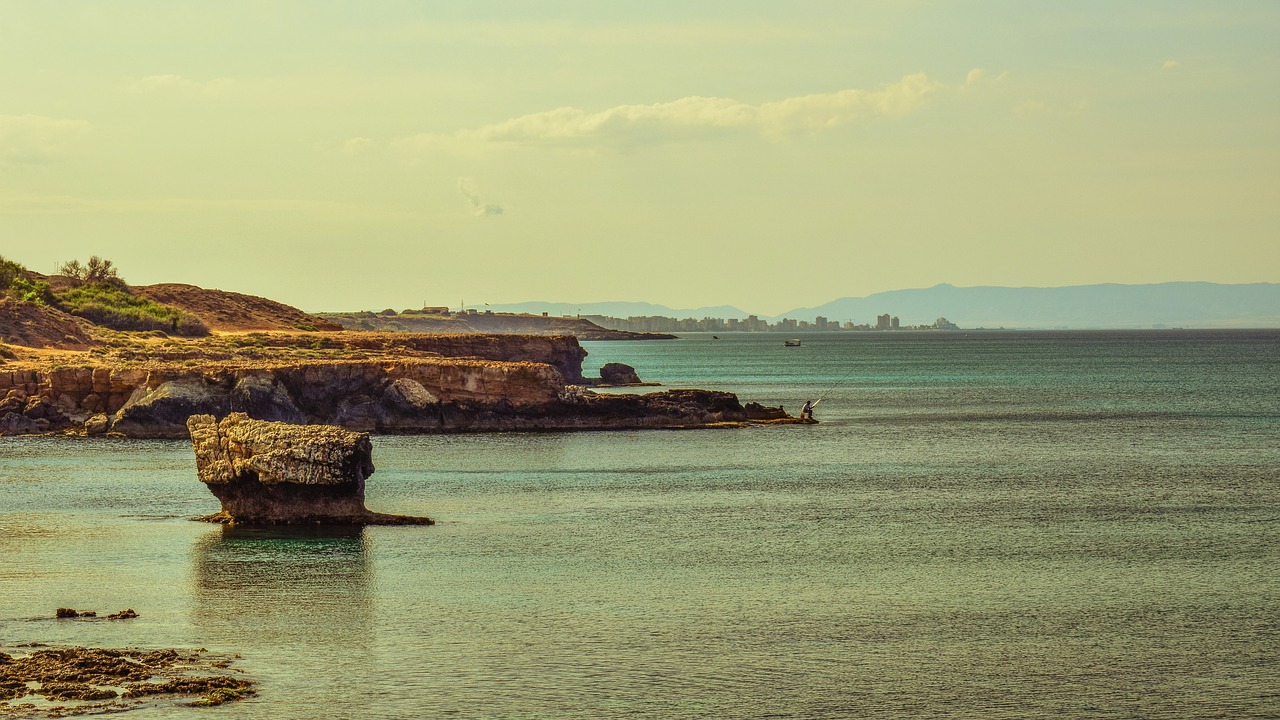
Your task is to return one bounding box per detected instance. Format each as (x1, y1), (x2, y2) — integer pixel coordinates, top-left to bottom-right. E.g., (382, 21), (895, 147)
(1, 330), (1277, 719)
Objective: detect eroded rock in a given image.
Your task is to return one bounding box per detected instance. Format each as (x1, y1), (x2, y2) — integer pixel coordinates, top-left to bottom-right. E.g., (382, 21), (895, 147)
(0, 412), (35, 436)
(113, 379), (230, 438)
(187, 413), (431, 525)
(229, 374), (305, 423)
(85, 413), (110, 435)
(599, 362), (642, 385)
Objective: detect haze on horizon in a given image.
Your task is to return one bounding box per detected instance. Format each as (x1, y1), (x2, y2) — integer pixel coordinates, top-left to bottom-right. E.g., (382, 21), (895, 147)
(2, 1), (1277, 317)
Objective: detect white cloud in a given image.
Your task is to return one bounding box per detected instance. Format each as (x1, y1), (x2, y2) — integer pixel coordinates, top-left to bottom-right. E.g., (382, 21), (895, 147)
(397, 71), (971, 155)
(0, 114), (92, 164)
(127, 74), (233, 96)
(457, 177), (504, 217)
(1161, 59), (1181, 71)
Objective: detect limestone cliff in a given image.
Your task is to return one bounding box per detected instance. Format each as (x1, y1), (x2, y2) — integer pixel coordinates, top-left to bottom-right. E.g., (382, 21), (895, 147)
(0, 332), (774, 437)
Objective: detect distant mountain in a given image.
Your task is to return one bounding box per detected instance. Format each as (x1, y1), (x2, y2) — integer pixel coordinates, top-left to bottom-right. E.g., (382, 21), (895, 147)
(773, 282), (1280, 329)
(484, 301), (752, 320)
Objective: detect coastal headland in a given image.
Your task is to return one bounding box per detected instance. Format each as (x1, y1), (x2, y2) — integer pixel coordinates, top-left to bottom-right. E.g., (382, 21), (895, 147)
(0, 330), (771, 438)
(0, 259), (790, 437)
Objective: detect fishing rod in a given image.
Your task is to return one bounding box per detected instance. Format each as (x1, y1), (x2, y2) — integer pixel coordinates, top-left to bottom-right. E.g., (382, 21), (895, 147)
(810, 362), (861, 407)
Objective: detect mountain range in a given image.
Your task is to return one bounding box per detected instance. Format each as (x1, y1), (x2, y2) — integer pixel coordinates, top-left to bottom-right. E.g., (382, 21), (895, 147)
(488, 282), (1280, 329)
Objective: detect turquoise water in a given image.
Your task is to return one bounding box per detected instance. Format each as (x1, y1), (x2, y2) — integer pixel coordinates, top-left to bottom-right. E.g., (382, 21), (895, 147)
(2, 330), (1277, 718)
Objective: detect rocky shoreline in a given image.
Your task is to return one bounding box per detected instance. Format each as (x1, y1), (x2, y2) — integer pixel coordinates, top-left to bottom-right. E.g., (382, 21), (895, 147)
(0, 645), (254, 715)
(0, 332), (795, 438)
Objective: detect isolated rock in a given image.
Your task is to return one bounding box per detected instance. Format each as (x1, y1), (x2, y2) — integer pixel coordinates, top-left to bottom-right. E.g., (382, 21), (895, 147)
(186, 413), (431, 525)
(599, 362), (642, 385)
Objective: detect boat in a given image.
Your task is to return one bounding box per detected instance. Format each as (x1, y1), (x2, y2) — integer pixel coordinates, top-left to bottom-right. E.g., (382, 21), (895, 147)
(784, 339), (801, 347)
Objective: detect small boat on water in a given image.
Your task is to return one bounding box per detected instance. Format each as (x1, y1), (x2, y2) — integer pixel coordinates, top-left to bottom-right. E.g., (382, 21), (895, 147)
(784, 338), (801, 347)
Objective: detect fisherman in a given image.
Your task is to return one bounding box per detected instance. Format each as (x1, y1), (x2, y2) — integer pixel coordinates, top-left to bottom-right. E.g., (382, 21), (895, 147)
(800, 399), (816, 421)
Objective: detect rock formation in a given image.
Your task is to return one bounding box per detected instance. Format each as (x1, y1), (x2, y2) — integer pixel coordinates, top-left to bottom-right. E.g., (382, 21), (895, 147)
(598, 362), (643, 385)
(0, 646), (254, 709)
(187, 413), (432, 525)
(0, 332), (791, 437)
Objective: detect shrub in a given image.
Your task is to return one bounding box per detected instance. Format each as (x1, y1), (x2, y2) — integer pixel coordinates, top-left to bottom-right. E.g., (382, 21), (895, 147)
(54, 283), (210, 336)
(59, 255), (125, 287)
(0, 255), (53, 304)
(0, 256), (21, 290)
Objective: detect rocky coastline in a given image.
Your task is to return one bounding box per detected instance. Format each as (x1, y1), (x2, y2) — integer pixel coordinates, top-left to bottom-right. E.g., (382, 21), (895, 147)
(0, 331), (792, 438)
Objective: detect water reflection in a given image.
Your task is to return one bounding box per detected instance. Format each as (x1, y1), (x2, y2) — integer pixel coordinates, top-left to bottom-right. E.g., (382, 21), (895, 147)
(191, 525), (375, 715)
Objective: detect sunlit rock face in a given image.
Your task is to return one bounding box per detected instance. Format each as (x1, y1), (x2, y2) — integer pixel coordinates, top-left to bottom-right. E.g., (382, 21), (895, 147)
(187, 412), (431, 526)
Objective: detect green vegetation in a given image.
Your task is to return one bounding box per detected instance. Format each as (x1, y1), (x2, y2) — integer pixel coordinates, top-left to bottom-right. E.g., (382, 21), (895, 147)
(56, 282), (209, 336)
(24, 255), (210, 336)
(0, 255), (53, 304)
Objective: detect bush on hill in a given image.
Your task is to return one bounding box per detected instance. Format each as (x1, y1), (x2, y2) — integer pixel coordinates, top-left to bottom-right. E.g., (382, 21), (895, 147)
(0, 256), (54, 304)
(55, 283), (210, 336)
(59, 255), (125, 287)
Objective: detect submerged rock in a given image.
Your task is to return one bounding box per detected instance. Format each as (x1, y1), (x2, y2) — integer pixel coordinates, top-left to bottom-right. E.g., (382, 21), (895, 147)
(186, 413), (432, 525)
(0, 646), (253, 710)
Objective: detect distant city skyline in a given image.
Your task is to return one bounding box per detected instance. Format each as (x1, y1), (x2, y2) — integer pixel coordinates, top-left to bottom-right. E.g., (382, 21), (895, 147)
(474, 281), (1280, 329)
(3, 3), (1277, 314)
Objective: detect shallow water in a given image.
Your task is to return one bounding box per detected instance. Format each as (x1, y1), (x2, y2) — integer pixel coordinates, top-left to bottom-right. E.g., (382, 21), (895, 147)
(2, 330), (1277, 718)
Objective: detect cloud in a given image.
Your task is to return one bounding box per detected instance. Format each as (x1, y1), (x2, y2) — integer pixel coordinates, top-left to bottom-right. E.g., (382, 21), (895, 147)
(0, 114), (92, 164)
(127, 74), (233, 96)
(457, 177), (504, 217)
(1161, 59), (1181, 71)
(397, 71), (970, 155)
(340, 137), (374, 156)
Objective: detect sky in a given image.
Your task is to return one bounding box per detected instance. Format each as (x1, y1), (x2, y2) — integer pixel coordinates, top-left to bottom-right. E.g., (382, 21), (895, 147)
(1, 1), (1277, 316)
